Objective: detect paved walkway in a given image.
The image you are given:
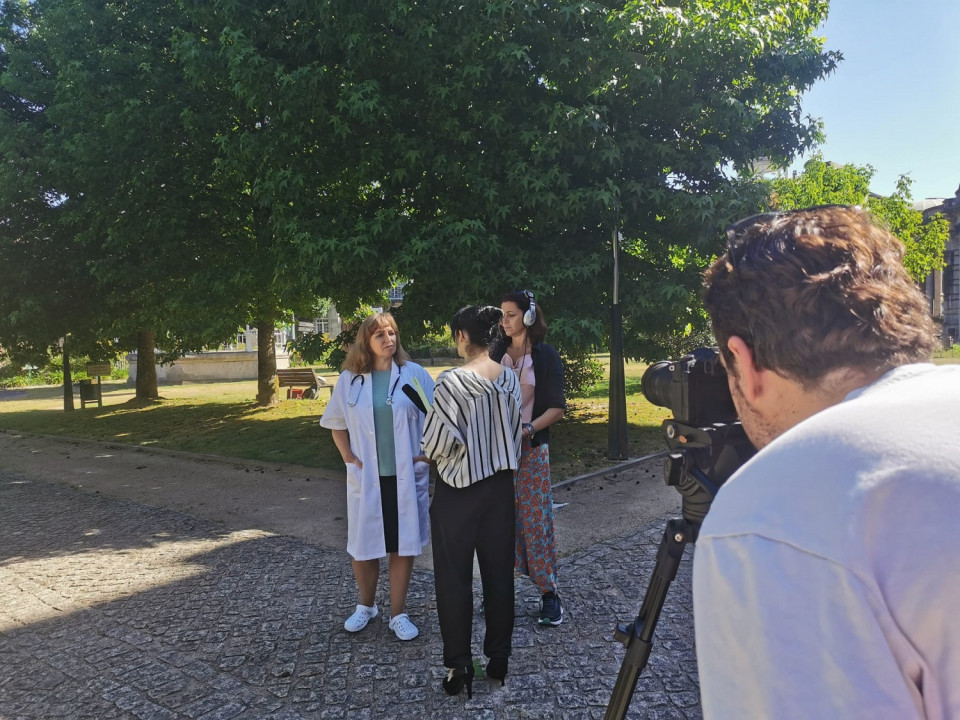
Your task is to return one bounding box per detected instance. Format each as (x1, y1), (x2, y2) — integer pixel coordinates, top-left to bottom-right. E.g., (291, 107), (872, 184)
(0, 471), (702, 719)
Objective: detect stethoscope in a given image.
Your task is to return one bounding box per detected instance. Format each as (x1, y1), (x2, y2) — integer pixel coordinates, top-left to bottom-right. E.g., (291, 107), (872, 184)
(347, 375), (364, 407)
(346, 370), (401, 407)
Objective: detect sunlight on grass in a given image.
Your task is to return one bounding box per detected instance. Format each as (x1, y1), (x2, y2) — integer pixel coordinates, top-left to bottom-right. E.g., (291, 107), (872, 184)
(0, 361), (671, 479)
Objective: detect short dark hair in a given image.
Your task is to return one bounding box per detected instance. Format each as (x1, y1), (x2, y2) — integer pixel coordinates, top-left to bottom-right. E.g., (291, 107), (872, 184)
(501, 289), (548, 345)
(451, 305), (504, 350)
(703, 205), (936, 384)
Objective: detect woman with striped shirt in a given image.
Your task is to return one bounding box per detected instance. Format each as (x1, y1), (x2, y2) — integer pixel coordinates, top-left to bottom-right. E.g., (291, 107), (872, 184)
(422, 305), (522, 698)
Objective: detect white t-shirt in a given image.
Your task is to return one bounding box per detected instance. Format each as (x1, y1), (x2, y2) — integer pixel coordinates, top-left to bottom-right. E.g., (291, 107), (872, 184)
(693, 364), (960, 720)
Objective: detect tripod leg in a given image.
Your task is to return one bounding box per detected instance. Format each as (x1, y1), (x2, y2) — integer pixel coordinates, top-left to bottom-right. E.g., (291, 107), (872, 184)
(604, 518), (692, 720)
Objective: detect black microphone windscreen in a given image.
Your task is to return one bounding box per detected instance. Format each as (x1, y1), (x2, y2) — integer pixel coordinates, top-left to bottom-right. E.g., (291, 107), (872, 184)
(402, 384), (427, 413)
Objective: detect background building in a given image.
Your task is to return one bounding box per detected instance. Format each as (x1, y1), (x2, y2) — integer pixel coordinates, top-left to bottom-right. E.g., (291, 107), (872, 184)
(920, 188), (960, 346)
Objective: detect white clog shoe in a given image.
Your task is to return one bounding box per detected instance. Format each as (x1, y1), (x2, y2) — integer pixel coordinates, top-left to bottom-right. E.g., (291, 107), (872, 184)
(344, 604), (378, 632)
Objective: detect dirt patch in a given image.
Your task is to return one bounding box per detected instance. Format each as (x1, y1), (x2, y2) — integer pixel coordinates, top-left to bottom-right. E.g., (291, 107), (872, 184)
(0, 428), (682, 571)
(552, 458), (680, 559)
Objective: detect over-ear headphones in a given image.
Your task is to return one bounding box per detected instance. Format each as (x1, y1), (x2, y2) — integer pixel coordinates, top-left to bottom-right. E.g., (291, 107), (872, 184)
(520, 289), (537, 328)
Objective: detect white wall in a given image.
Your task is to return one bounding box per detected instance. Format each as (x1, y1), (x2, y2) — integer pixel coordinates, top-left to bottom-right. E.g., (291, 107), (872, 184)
(127, 351), (290, 383)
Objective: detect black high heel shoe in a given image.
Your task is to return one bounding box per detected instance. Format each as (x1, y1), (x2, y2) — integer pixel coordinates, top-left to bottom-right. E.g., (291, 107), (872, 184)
(486, 657), (508, 686)
(442, 665), (474, 699)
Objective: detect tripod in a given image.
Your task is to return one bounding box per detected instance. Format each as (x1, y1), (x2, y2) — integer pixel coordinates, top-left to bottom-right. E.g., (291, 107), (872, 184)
(604, 420), (754, 720)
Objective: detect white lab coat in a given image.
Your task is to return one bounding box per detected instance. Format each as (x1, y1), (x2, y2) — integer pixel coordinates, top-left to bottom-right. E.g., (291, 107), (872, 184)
(319, 360), (435, 560)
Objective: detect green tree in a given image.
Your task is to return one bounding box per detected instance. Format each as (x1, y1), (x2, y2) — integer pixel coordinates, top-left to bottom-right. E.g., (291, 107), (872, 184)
(0, 194), (111, 410)
(173, 2), (432, 403)
(0, 0), (116, 409)
(5, 0), (844, 417)
(771, 155), (949, 282)
(1, 0), (250, 402)
(190, 0), (839, 364)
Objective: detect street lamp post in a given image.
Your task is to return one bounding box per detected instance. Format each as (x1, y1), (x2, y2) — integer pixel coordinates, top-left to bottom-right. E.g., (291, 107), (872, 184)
(608, 226), (629, 460)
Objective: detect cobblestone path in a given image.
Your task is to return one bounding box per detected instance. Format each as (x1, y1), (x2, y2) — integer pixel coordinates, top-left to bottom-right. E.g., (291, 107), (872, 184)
(0, 473), (701, 719)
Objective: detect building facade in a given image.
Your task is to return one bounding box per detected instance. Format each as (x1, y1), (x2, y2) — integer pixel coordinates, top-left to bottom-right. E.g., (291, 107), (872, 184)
(922, 187), (960, 346)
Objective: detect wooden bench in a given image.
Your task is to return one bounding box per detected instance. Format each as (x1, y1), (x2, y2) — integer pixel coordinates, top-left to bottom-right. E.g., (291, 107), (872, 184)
(276, 368), (332, 399)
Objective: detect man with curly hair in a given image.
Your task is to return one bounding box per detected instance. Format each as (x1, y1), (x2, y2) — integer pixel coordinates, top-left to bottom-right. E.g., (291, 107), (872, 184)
(694, 205), (960, 719)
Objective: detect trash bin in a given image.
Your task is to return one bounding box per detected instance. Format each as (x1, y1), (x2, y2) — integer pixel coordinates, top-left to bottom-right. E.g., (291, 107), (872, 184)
(78, 378), (102, 409)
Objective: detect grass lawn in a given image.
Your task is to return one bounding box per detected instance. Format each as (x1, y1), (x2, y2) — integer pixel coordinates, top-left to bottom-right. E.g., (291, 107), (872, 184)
(0, 360), (672, 481)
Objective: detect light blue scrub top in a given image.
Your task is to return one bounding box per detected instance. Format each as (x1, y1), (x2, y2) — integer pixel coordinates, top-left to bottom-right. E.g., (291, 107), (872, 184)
(371, 370), (397, 476)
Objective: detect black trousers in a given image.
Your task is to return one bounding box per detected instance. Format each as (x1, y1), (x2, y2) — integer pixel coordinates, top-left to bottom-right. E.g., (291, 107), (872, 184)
(430, 469), (516, 668)
(379, 475), (399, 554)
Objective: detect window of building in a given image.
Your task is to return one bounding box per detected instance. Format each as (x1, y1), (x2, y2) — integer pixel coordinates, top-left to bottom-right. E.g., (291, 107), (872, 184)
(388, 284), (405, 303)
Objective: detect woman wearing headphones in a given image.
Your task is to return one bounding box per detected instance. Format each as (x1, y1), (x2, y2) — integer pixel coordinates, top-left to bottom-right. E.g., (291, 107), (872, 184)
(497, 290), (567, 626)
(319, 312), (435, 641)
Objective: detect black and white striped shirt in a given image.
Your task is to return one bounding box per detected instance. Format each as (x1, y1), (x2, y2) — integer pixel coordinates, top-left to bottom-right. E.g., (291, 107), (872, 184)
(422, 366), (522, 488)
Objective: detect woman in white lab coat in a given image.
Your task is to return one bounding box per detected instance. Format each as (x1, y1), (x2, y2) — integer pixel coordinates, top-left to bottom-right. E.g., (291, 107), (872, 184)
(319, 312), (435, 641)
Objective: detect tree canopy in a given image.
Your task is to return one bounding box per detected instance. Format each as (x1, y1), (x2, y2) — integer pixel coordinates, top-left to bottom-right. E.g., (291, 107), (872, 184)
(0, 0), (118, 409)
(0, 0), (252, 401)
(177, 0), (839, 362)
(3, 0), (843, 404)
(770, 155), (949, 282)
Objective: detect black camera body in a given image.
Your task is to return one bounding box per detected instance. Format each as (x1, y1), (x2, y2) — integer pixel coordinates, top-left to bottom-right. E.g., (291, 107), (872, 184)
(641, 347), (755, 525)
(641, 347), (737, 428)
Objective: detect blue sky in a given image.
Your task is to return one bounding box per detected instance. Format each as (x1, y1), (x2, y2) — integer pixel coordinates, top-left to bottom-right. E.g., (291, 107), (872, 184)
(788, 1), (960, 201)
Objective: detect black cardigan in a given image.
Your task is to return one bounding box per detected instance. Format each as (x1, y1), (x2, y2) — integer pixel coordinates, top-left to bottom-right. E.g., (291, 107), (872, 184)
(493, 341), (566, 447)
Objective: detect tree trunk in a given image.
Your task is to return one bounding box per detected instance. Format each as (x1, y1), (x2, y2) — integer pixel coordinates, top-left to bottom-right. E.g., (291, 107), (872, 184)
(135, 329), (160, 400)
(256, 313), (279, 406)
(62, 339), (75, 412)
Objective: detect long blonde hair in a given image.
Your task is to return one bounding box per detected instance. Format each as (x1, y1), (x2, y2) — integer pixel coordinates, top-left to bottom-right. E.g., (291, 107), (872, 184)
(341, 312), (411, 374)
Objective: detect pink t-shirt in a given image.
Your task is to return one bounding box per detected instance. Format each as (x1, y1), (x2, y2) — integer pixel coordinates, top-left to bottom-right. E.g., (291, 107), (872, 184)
(501, 352), (535, 423)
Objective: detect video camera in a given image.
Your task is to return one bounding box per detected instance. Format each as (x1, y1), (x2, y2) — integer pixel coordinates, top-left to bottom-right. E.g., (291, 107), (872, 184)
(640, 347), (755, 524)
(641, 347), (737, 427)
(605, 348), (756, 719)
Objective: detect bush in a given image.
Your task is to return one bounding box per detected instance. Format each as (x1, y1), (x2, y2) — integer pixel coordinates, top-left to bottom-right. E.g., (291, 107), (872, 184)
(561, 350), (605, 396)
(0, 364), (63, 387)
(407, 345), (458, 360)
(0, 373), (30, 388)
(0, 353), (125, 388)
(406, 324), (457, 360)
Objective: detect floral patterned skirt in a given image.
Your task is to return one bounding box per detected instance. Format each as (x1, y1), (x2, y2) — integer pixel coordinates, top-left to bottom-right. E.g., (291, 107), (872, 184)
(514, 442), (558, 595)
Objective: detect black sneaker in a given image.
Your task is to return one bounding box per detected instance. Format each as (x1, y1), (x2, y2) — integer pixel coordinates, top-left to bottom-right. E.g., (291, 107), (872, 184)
(538, 592), (563, 626)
